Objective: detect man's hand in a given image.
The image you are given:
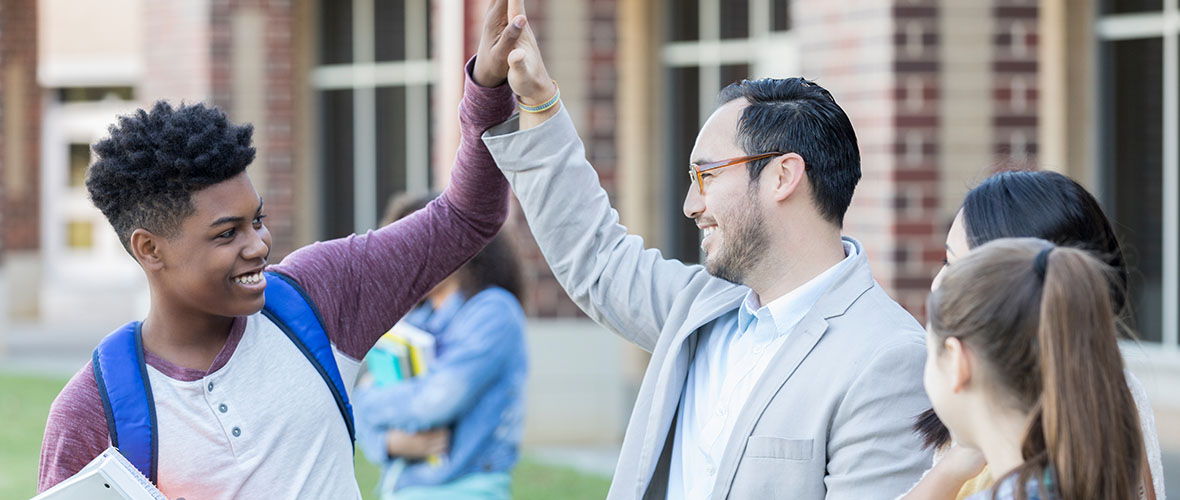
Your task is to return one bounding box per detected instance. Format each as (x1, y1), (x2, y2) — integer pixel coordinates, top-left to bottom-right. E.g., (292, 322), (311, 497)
(473, 0), (526, 87)
(385, 428), (451, 460)
(502, 3), (559, 129)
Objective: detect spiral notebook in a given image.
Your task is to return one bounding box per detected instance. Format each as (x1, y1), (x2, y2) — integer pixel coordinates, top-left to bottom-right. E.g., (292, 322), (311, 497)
(31, 447), (168, 500)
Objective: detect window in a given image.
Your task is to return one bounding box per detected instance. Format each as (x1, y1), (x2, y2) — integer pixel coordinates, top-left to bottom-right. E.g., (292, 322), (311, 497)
(314, 0), (434, 239)
(1097, 0), (1178, 347)
(68, 143), (91, 188)
(65, 220), (94, 250)
(57, 86), (135, 103)
(660, 0), (796, 262)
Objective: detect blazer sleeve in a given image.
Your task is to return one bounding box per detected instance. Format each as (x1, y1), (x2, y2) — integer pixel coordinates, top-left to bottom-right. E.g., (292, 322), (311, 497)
(824, 340), (933, 500)
(482, 109), (711, 352)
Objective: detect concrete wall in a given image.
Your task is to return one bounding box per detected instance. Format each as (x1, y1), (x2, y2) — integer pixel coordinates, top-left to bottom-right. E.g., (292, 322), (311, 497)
(521, 319), (642, 446)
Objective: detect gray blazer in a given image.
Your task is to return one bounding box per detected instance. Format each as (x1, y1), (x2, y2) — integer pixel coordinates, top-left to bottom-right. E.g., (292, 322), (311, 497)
(483, 108), (933, 500)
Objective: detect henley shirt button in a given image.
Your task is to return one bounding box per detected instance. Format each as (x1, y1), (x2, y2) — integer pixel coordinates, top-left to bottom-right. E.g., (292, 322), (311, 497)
(232, 427), (241, 437)
(219, 404), (228, 413)
(207, 381), (214, 392)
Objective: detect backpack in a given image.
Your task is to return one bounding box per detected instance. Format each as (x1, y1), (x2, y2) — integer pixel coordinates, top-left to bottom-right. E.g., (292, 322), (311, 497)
(90, 271), (355, 484)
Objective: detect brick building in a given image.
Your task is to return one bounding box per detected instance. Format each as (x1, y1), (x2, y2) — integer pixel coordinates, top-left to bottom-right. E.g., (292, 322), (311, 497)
(2, 0), (1178, 455)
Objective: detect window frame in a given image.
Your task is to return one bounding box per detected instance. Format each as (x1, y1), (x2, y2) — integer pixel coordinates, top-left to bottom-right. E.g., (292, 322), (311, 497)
(1096, 3), (1180, 349)
(312, 0), (435, 236)
(659, 0), (797, 263)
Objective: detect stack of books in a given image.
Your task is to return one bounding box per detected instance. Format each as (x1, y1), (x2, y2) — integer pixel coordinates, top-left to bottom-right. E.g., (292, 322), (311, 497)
(365, 320), (443, 467)
(366, 320), (436, 386)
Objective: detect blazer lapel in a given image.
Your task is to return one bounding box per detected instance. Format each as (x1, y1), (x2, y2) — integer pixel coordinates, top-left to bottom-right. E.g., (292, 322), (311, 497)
(637, 284), (747, 491)
(709, 241), (877, 499)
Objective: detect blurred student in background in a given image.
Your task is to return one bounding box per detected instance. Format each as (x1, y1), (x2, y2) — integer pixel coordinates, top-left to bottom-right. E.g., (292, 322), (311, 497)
(922, 237), (1143, 500)
(903, 170), (1163, 500)
(353, 193), (529, 500)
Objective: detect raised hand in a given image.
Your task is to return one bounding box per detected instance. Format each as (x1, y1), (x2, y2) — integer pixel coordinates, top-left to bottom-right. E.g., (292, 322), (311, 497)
(504, 4), (554, 107)
(473, 0), (527, 87)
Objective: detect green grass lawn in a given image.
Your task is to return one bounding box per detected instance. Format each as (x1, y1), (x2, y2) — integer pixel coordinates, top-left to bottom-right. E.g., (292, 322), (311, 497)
(0, 373), (609, 500)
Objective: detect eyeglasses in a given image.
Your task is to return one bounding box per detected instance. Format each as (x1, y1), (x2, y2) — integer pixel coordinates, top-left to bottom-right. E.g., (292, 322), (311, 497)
(688, 152), (787, 195)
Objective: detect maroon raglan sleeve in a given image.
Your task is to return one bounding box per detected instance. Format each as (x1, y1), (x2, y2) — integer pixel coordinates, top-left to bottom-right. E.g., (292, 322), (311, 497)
(269, 57), (516, 360)
(37, 362), (111, 492)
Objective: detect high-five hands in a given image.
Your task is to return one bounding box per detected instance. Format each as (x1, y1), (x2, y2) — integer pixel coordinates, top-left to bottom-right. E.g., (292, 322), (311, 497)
(474, 0), (559, 127)
(473, 0), (526, 87)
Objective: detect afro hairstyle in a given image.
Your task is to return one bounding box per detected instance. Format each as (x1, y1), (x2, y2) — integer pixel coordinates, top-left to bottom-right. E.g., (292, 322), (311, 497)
(86, 101), (256, 253)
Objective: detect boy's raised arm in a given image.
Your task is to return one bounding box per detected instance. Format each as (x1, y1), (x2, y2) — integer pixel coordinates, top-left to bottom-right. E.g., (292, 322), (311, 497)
(270, 60), (515, 360)
(271, 0), (526, 359)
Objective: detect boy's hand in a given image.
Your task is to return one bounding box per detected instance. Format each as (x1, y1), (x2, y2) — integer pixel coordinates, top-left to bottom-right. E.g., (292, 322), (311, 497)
(473, 0), (526, 87)
(385, 428), (451, 459)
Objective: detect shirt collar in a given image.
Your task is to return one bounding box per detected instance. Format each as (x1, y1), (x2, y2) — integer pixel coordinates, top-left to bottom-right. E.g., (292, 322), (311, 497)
(738, 239), (859, 338)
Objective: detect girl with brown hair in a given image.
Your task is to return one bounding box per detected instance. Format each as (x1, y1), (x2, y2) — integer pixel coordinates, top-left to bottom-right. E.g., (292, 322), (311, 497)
(902, 170), (1163, 500)
(923, 238), (1143, 500)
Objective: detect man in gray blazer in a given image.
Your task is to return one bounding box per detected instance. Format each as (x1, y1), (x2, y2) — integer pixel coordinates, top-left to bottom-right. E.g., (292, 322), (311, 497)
(472, 3), (932, 498)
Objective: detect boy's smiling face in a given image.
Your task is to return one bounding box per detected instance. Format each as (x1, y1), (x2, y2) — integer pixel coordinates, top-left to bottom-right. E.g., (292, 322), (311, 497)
(145, 172), (272, 318)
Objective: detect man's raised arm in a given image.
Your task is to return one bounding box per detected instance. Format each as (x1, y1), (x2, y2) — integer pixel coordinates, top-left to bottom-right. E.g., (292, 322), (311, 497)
(473, 3), (724, 351)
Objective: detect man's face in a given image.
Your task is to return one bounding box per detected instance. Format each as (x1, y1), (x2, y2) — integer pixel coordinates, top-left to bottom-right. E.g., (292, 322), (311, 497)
(683, 100), (770, 285)
(154, 172), (271, 318)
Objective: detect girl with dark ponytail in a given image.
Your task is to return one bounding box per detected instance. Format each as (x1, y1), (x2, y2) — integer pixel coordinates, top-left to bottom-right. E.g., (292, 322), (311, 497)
(900, 170), (1163, 500)
(922, 238), (1143, 500)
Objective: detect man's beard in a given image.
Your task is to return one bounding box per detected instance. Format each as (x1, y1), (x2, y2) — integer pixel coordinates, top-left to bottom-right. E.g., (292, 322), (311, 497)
(705, 195), (769, 286)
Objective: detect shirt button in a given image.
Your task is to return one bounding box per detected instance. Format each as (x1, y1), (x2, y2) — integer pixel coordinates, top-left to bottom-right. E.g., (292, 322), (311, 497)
(207, 381), (214, 392)
(219, 404), (228, 413)
(232, 427), (241, 437)
(707, 466), (716, 475)
(714, 407), (725, 416)
(753, 346), (764, 356)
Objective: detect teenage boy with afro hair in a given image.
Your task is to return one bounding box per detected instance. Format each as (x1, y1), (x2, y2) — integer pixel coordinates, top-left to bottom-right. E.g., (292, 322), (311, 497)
(37, 4), (527, 496)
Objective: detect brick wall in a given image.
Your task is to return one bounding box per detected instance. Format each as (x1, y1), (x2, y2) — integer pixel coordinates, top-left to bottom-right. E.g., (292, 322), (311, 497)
(794, 0), (1041, 321)
(890, 0), (944, 317)
(992, 0), (1038, 166)
(794, 0), (914, 312)
(141, 0), (212, 103)
(0, 0), (42, 254)
(210, 0), (298, 259)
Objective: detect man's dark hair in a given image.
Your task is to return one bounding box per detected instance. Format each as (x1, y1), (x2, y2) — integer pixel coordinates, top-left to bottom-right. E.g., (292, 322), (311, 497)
(86, 101), (256, 252)
(716, 78), (861, 226)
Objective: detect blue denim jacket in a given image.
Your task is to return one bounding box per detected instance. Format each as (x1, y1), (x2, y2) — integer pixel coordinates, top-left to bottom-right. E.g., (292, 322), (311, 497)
(353, 286), (528, 491)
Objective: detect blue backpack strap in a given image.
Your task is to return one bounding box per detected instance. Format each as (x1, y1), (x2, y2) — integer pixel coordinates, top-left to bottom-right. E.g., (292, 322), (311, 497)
(92, 321), (158, 484)
(261, 271), (356, 445)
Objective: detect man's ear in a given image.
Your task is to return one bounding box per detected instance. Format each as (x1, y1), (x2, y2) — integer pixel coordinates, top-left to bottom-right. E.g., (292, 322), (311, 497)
(129, 229), (165, 271)
(944, 337), (973, 393)
(767, 152), (807, 202)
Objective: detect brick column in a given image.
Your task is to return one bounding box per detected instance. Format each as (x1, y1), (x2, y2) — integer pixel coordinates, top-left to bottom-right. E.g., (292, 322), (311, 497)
(0, 0), (42, 255)
(795, 0), (943, 319)
(992, 0), (1039, 165)
(1, 0), (43, 321)
(891, 1), (945, 316)
(211, 0), (298, 259)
